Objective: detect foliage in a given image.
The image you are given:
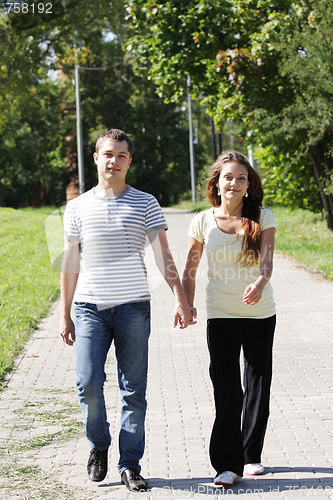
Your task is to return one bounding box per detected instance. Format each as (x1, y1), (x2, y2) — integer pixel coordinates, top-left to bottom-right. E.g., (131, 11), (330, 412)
(125, 0), (231, 102)
(0, 0), (212, 207)
(0, 3), (84, 206)
(256, 146), (322, 212)
(2, 0), (332, 216)
(273, 0), (333, 226)
(65, 35), (212, 205)
(124, 0), (291, 112)
(0, 78), (69, 206)
(125, 0), (333, 227)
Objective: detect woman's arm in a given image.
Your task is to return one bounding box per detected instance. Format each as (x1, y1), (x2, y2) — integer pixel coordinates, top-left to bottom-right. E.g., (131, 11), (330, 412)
(182, 237), (204, 309)
(243, 227), (275, 305)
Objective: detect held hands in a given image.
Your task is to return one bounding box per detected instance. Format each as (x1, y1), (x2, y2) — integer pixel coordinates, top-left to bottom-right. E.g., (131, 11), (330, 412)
(173, 303), (197, 329)
(59, 317), (76, 346)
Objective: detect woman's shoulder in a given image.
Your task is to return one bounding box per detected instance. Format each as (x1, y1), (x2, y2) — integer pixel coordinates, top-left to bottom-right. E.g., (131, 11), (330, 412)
(191, 207), (214, 226)
(260, 206), (274, 214)
(260, 206), (275, 218)
(188, 207), (214, 241)
(259, 206), (276, 230)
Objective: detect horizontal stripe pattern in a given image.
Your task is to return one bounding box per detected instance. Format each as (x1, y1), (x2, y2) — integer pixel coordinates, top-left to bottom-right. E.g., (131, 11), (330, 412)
(63, 186), (168, 306)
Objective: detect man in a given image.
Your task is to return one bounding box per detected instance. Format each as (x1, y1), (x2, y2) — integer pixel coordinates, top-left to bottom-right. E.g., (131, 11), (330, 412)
(59, 129), (194, 492)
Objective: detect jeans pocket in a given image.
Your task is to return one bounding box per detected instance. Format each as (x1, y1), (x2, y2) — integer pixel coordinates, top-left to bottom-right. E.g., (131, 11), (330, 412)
(130, 301), (150, 312)
(75, 302), (97, 319)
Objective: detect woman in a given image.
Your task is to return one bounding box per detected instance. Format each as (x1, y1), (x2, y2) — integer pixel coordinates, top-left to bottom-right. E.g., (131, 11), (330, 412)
(182, 150), (276, 487)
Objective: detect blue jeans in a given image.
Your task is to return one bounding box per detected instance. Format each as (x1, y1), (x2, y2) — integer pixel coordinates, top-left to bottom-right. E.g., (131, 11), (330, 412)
(75, 301), (151, 474)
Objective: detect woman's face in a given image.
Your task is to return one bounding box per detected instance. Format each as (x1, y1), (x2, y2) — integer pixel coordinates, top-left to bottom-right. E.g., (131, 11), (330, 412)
(217, 162), (249, 203)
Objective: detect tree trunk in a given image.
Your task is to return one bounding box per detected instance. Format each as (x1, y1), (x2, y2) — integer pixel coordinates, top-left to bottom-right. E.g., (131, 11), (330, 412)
(308, 142), (333, 231)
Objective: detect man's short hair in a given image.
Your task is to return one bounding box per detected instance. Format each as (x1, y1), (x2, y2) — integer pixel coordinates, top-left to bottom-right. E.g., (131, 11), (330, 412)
(95, 129), (133, 156)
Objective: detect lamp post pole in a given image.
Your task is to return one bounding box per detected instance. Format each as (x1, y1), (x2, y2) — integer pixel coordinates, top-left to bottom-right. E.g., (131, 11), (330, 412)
(75, 64), (85, 194)
(187, 75), (196, 203)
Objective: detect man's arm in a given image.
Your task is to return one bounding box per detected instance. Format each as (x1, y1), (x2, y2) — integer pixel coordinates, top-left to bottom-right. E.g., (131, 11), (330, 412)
(59, 239), (80, 345)
(148, 229), (195, 329)
(182, 236), (204, 310)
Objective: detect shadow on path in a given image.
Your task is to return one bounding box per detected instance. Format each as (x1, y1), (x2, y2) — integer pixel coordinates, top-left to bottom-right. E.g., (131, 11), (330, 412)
(98, 466), (333, 496)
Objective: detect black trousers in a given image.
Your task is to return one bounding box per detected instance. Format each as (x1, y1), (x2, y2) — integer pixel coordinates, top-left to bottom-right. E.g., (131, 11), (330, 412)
(207, 315), (276, 477)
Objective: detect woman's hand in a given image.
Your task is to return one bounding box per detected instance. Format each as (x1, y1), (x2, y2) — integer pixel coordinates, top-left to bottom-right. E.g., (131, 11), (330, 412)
(190, 307), (197, 320)
(244, 227), (276, 306)
(243, 282), (264, 305)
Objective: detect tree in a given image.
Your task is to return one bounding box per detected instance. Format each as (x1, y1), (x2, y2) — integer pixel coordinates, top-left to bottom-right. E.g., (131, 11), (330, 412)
(0, 12), (69, 205)
(0, 0), (128, 205)
(75, 37), (206, 205)
(125, 0), (333, 228)
(272, 0), (333, 227)
(0, 78), (69, 206)
(1, 0), (210, 206)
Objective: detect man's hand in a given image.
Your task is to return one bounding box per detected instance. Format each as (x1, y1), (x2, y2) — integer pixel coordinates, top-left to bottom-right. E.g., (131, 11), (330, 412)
(59, 317), (76, 346)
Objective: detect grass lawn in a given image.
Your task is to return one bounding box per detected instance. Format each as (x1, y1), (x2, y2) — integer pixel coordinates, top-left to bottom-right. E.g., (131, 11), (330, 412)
(0, 207), (60, 384)
(272, 206), (333, 280)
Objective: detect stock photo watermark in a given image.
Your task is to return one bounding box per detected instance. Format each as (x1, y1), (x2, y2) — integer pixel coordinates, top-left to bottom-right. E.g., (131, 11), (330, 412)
(129, 484), (333, 497)
(3, 0), (80, 31)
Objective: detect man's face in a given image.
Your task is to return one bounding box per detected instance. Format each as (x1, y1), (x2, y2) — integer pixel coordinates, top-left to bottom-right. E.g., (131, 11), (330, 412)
(93, 139), (132, 187)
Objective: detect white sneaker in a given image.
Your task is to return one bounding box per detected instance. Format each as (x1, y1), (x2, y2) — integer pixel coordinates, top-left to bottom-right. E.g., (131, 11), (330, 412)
(214, 471), (241, 486)
(244, 463), (264, 475)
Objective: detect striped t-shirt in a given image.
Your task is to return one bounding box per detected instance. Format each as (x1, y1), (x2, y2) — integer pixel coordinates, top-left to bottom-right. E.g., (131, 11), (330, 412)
(63, 186), (168, 306)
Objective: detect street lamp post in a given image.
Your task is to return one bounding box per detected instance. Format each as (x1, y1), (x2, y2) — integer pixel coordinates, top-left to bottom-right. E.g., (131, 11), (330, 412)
(75, 64), (85, 194)
(187, 75), (196, 203)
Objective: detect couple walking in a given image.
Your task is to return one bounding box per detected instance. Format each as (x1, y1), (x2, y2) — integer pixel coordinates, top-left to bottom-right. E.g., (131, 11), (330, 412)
(59, 128), (276, 491)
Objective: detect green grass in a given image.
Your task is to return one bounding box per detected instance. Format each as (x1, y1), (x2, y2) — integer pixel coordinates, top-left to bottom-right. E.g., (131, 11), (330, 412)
(172, 200), (333, 280)
(273, 206), (333, 280)
(0, 207), (60, 383)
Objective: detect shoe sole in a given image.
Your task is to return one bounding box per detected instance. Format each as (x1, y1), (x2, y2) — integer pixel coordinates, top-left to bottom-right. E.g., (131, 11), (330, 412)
(214, 475), (241, 486)
(245, 469), (264, 476)
(121, 480), (148, 492)
(88, 471), (107, 482)
(214, 479), (239, 487)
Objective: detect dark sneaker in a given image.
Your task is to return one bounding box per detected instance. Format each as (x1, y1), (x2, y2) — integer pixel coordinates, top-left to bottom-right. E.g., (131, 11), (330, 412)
(87, 448), (108, 482)
(121, 468), (148, 492)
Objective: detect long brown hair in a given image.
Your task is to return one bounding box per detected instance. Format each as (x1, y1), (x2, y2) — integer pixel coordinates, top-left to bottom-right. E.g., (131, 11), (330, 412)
(207, 150), (264, 266)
